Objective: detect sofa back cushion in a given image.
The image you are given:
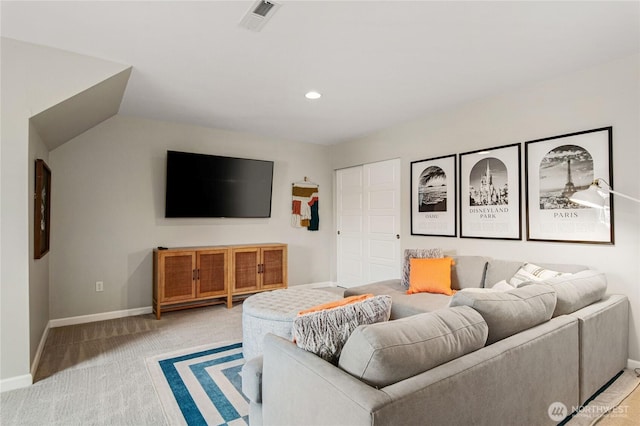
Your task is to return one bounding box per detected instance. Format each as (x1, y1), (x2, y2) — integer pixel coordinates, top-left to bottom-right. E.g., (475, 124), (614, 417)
(338, 306), (487, 388)
(520, 269), (607, 317)
(484, 259), (587, 288)
(451, 256), (490, 290)
(449, 284), (557, 345)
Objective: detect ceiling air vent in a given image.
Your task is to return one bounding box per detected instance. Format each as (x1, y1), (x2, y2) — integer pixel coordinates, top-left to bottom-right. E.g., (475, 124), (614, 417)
(239, 0), (281, 32)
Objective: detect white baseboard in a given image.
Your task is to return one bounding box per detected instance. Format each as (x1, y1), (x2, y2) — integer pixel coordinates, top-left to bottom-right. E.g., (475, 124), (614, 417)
(293, 281), (338, 288)
(30, 322), (51, 378)
(0, 374), (32, 393)
(627, 358), (640, 370)
(49, 306), (152, 328)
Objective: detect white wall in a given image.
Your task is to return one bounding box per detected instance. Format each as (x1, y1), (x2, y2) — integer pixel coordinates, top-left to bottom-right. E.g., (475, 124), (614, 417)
(330, 54), (640, 360)
(0, 37), (129, 387)
(28, 123), (50, 371)
(48, 115), (333, 319)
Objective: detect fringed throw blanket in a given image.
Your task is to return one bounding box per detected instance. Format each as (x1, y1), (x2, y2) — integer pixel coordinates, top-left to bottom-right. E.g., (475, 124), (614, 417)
(292, 182), (319, 231)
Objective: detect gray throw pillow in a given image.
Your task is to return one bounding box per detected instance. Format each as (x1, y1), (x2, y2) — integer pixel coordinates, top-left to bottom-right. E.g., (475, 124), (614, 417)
(520, 269), (606, 317)
(401, 248), (443, 289)
(292, 295), (392, 364)
(338, 306), (488, 388)
(449, 284), (557, 345)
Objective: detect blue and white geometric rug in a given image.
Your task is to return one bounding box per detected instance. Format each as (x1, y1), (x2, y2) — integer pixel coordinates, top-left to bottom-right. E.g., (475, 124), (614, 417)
(146, 342), (248, 426)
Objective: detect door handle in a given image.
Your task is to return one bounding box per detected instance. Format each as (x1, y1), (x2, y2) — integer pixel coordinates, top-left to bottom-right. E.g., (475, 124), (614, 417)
(337, 230), (341, 235)
(396, 234), (400, 239)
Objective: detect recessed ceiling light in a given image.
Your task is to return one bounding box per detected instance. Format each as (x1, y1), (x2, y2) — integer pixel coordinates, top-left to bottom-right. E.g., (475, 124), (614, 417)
(305, 91), (322, 100)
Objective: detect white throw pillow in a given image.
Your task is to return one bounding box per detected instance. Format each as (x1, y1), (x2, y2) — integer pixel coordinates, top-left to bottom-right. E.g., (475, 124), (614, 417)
(451, 281), (513, 307)
(491, 280), (516, 292)
(508, 263), (571, 287)
(458, 288), (498, 293)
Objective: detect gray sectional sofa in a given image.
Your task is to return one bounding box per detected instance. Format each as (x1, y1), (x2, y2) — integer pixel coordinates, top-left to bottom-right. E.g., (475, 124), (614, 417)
(241, 256), (629, 426)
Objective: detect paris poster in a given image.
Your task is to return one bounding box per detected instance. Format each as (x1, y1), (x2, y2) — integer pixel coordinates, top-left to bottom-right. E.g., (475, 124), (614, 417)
(525, 127), (613, 244)
(460, 143), (522, 240)
(411, 154), (457, 237)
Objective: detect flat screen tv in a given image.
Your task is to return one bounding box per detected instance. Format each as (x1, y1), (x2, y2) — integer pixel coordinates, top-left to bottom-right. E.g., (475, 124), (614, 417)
(165, 150), (274, 218)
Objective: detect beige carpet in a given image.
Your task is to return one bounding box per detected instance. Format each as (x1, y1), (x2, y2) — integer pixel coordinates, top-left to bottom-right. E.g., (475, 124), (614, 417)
(567, 369), (640, 426)
(0, 305), (244, 425)
(0, 287), (340, 425)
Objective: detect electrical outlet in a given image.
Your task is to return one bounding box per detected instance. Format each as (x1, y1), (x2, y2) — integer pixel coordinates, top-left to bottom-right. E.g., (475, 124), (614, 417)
(96, 281), (104, 292)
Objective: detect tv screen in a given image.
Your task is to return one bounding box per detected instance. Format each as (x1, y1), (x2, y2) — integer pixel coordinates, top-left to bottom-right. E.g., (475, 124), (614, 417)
(165, 150), (274, 218)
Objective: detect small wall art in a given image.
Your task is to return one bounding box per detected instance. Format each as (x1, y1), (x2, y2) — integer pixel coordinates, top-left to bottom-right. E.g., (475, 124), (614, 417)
(459, 143), (522, 240)
(525, 126), (613, 244)
(410, 154), (457, 237)
(34, 159), (51, 259)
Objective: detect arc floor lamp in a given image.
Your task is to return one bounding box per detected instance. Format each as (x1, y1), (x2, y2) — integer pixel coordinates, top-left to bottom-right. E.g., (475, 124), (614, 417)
(570, 178), (640, 208)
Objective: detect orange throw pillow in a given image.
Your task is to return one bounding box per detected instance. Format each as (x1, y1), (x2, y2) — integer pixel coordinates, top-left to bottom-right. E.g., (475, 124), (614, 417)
(407, 257), (456, 296)
(298, 294), (374, 316)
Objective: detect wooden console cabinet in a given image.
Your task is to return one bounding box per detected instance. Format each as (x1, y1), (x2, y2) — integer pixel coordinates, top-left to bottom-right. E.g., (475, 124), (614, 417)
(153, 243), (287, 319)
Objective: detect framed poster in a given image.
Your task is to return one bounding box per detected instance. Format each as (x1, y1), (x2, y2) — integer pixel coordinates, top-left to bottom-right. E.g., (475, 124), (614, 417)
(525, 127), (613, 244)
(410, 154), (456, 237)
(459, 143), (522, 240)
(34, 159), (51, 259)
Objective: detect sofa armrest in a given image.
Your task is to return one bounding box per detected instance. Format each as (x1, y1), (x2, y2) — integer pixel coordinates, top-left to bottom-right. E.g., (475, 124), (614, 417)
(569, 294), (629, 405)
(242, 355), (263, 403)
(262, 333), (392, 426)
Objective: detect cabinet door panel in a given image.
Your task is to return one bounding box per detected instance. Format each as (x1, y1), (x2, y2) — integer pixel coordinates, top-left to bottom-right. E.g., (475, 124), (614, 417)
(233, 249), (259, 291)
(262, 247), (287, 289)
(198, 250), (227, 297)
(163, 253), (195, 301)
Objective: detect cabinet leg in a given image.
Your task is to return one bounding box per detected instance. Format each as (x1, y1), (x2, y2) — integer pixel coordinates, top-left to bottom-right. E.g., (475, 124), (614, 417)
(226, 294), (233, 309)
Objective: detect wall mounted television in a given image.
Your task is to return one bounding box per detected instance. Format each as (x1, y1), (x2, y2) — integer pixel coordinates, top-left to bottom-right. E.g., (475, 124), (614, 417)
(165, 150), (274, 218)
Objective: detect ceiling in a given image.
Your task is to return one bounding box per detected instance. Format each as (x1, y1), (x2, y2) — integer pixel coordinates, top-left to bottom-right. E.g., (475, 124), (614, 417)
(2, 1), (639, 145)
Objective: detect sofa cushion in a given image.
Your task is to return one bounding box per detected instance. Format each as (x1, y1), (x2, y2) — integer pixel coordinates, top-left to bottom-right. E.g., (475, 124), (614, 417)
(338, 306), (487, 387)
(449, 284), (557, 345)
(451, 256), (490, 290)
(520, 269), (607, 317)
(292, 294), (392, 364)
(407, 257), (455, 295)
(401, 248), (443, 289)
(344, 279), (452, 319)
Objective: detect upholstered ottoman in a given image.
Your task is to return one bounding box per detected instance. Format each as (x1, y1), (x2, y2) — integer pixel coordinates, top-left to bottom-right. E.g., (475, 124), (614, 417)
(242, 288), (342, 360)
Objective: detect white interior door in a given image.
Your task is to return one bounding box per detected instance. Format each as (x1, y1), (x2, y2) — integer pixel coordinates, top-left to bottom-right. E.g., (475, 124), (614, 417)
(363, 159), (401, 283)
(337, 159), (401, 287)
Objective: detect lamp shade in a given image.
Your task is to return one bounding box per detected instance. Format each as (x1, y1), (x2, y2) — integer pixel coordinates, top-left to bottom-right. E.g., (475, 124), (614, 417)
(569, 184), (606, 209)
